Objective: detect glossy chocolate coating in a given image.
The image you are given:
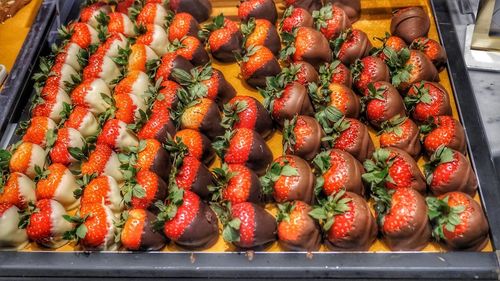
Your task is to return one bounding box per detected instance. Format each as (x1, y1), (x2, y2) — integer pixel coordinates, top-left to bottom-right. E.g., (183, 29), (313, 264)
(177, 200), (219, 250)
(246, 57), (281, 89)
(337, 118), (375, 163)
(264, 23), (282, 57)
(213, 69), (237, 105)
(294, 61), (319, 85)
(240, 0), (278, 25)
(354, 57), (390, 93)
(234, 203), (277, 249)
(380, 118), (422, 159)
(429, 150), (478, 197)
(327, 0), (361, 23)
(188, 160), (214, 200)
(425, 118), (466, 155)
(189, 43), (210, 66)
(198, 101), (225, 140)
(281, 7), (314, 32)
(167, 56), (195, 83)
(138, 210), (168, 251)
(273, 82), (315, 128)
(390, 6), (430, 44)
(285, 115), (324, 162)
(148, 176), (168, 214)
(328, 83), (361, 119)
(338, 29), (372, 65)
(398, 50), (438, 92)
(152, 119), (178, 145)
(381, 188), (431, 251)
(286, 0), (322, 12)
(273, 155), (315, 205)
(325, 192), (377, 251)
(249, 98), (275, 139)
(322, 149), (366, 197)
(366, 82), (406, 128)
(169, 0), (212, 22)
(150, 146), (172, 182)
(409, 81), (452, 122)
(386, 147), (426, 194)
(295, 27), (332, 69)
(198, 132), (216, 166)
(278, 202), (321, 251)
(247, 131), (274, 176)
(211, 31), (243, 62)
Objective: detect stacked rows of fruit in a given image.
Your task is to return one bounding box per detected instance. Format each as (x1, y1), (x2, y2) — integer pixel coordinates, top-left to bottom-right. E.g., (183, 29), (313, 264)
(0, 0), (489, 252)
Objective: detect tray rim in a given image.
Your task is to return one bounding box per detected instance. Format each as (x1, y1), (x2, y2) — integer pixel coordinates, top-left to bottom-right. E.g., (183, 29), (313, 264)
(1, 0), (500, 279)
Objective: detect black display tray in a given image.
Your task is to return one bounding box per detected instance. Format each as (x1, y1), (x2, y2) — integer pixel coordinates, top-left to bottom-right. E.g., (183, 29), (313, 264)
(1, 0), (500, 279)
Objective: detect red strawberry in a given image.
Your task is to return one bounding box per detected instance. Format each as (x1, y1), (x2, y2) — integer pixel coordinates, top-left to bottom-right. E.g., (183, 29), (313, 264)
(25, 199), (73, 248)
(53, 42), (85, 71)
(97, 119), (139, 152)
(80, 175), (123, 213)
(390, 6), (430, 44)
(137, 111), (177, 145)
(95, 33), (129, 59)
(34, 60), (79, 93)
(31, 92), (71, 123)
(241, 18), (281, 56)
(222, 96), (274, 139)
(405, 81), (452, 122)
(134, 139), (171, 181)
(173, 155), (213, 199)
(351, 56), (390, 93)
(120, 209), (168, 250)
(261, 155), (315, 204)
(168, 0), (212, 22)
(312, 149), (365, 197)
(0, 203), (28, 249)
(0, 172), (36, 210)
(82, 145), (123, 182)
(386, 48), (438, 92)
(205, 15), (243, 62)
(136, 24), (169, 56)
(329, 0), (361, 23)
(115, 0), (134, 14)
(169, 129), (215, 166)
(422, 116), (466, 155)
(373, 187), (431, 251)
(20, 117), (57, 148)
(309, 82), (360, 119)
(166, 12), (201, 42)
(411, 37), (447, 71)
(281, 61), (319, 86)
(309, 190), (377, 251)
(213, 128), (273, 176)
(318, 60), (352, 88)
(332, 29), (372, 66)
(424, 146), (477, 197)
(155, 52), (194, 83)
(281, 26), (332, 69)
(107, 12), (137, 38)
(136, 3), (169, 27)
(83, 53), (121, 87)
(240, 45), (281, 89)
(179, 98), (224, 140)
(114, 70), (152, 99)
(127, 43), (159, 73)
(70, 78), (112, 115)
(276, 201), (321, 251)
(363, 82), (405, 128)
(64, 106), (100, 138)
(123, 169), (167, 212)
(284, 0), (322, 12)
(9, 142), (46, 179)
(49, 127), (85, 166)
(156, 188), (218, 249)
(36, 163), (80, 210)
(426, 192), (488, 251)
(80, 2), (111, 28)
(210, 163), (263, 205)
(312, 4), (351, 40)
(171, 35), (210, 66)
(283, 115), (324, 161)
(373, 33), (407, 61)
(71, 202), (117, 250)
(379, 115), (421, 158)
(114, 92), (148, 124)
(280, 6), (314, 33)
(238, 0), (278, 24)
(362, 147), (426, 193)
(62, 22), (100, 49)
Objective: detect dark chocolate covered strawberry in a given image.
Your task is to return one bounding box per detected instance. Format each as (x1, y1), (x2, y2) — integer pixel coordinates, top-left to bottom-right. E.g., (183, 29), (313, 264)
(424, 146), (477, 197)
(391, 6), (430, 44)
(281, 27), (332, 69)
(373, 187), (431, 251)
(327, 0), (361, 23)
(238, 0), (278, 24)
(315, 106), (374, 162)
(276, 200), (321, 251)
(410, 37), (447, 71)
(122, 169), (167, 213)
(318, 60), (352, 88)
(386, 48), (438, 92)
(284, 0), (321, 12)
(213, 128), (273, 176)
(313, 149), (365, 197)
(167, 12), (202, 42)
(203, 15), (243, 62)
(168, 0), (212, 22)
(81, 144), (124, 182)
(362, 147), (426, 194)
(352, 56), (390, 93)
(309, 82), (360, 118)
(426, 192), (488, 251)
(378, 115), (421, 159)
(155, 52), (194, 83)
(405, 81), (451, 122)
(279, 6), (314, 33)
(119, 209), (168, 251)
(179, 98), (224, 140)
(214, 201), (277, 249)
(167, 129), (215, 166)
(210, 163), (263, 205)
(241, 18), (281, 57)
(0, 203), (28, 249)
(261, 155), (315, 204)
(222, 96), (274, 139)
(172, 154), (213, 199)
(0, 172), (36, 210)
(169, 35), (210, 66)
(281, 61), (319, 86)
(130, 139), (172, 182)
(373, 33), (407, 61)
(362, 82), (405, 128)
(312, 3), (351, 40)
(422, 116), (466, 155)
(80, 175), (123, 213)
(283, 115), (324, 161)
(310, 190), (377, 251)
(332, 29), (372, 65)
(156, 187), (219, 250)
(239, 45), (281, 89)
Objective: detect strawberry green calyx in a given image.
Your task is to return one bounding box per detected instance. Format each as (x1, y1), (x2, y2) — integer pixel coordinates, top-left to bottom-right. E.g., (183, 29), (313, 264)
(211, 201), (240, 242)
(384, 47), (412, 87)
(0, 149), (12, 170)
(34, 165), (51, 182)
(330, 29), (350, 57)
(111, 44), (132, 67)
(307, 82), (332, 110)
(121, 164), (147, 205)
(312, 3), (334, 30)
(260, 160), (299, 195)
(32, 56), (55, 87)
(278, 5), (294, 31)
(260, 73), (287, 112)
(235, 44), (260, 64)
(378, 115), (407, 137)
(172, 64), (212, 99)
(240, 17), (256, 40)
(362, 148), (396, 188)
(311, 150), (333, 195)
(113, 211), (129, 243)
(371, 184), (393, 225)
(350, 59), (364, 83)
(276, 201), (295, 223)
(153, 182), (185, 231)
(371, 32), (392, 56)
(68, 139), (94, 162)
(280, 63), (302, 84)
(95, 11), (110, 26)
(18, 201), (38, 229)
(62, 214), (89, 241)
(208, 163), (236, 202)
(279, 29), (297, 60)
(409, 38), (430, 52)
(212, 130), (234, 159)
(314, 106), (349, 146)
(199, 13), (226, 40)
(426, 195), (465, 240)
(423, 145), (455, 185)
(419, 116), (437, 134)
(309, 189), (352, 231)
(74, 173), (98, 198)
(282, 116), (298, 153)
(318, 60), (342, 85)
(221, 100), (248, 129)
(404, 83), (432, 111)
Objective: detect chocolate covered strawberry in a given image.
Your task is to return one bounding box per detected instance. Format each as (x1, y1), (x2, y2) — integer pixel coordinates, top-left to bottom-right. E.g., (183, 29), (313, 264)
(80, 2), (111, 28)
(363, 147), (426, 193)
(363, 82), (405, 128)
(172, 154), (213, 199)
(241, 18), (281, 56)
(424, 146), (477, 196)
(276, 201), (321, 251)
(156, 188), (219, 249)
(155, 52), (194, 83)
(114, 70), (152, 100)
(113, 92), (148, 125)
(166, 12), (201, 42)
(136, 24), (169, 56)
(119, 209), (168, 251)
(318, 60), (352, 88)
(136, 2), (169, 27)
(261, 155), (314, 204)
(127, 43), (159, 73)
(8, 142), (46, 179)
(422, 115), (466, 155)
(122, 169), (167, 212)
(97, 119), (139, 151)
(332, 29), (372, 66)
(410, 37), (447, 71)
(81, 144), (124, 182)
(179, 98), (224, 140)
(64, 106), (100, 138)
(222, 96), (274, 139)
(238, 0), (278, 24)
(58, 22), (99, 49)
(313, 149), (365, 197)
(281, 61), (319, 86)
(23, 199), (73, 248)
(49, 127), (85, 166)
(391, 6), (430, 44)
(283, 115), (324, 161)
(0, 172), (36, 210)
(83, 53), (122, 88)
(20, 116), (57, 148)
(204, 15), (243, 62)
(309, 82), (360, 118)
(170, 35), (210, 66)
(426, 192), (488, 251)
(53, 42), (85, 72)
(373, 187), (431, 251)
(405, 81), (451, 122)
(169, 129), (215, 166)
(210, 163), (263, 204)
(36, 163), (80, 210)
(386, 48), (438, 92)
(312, 3), (351, 40)
(351, 56), (390, 93)
(310, 190), (377, 250)
(31, 92), (72, 123)
(107, 12), (137, 37)
(315, 106), (374, 162)
(379, 115), (421, 158)
(327, 0), (361, 23)
(131, 139), (172, 181)
(33, 58), (79, 93)
(80, 175), (123, 213)
(169, 0), (212, 22)
(94, 33), (129, 59)
(213, 128), (273, 176)
(373, 33), (407, 61)
(279, 6), (313, 33)
(70, 78), (112, 115)
(281, 27), (332, 69)
(239, 45), (281, 89)
(0, 203), (28, 249)
(214, 201), (277, 249)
